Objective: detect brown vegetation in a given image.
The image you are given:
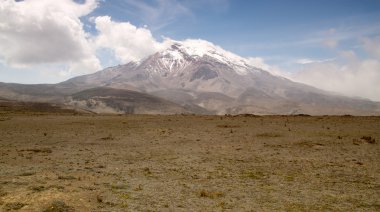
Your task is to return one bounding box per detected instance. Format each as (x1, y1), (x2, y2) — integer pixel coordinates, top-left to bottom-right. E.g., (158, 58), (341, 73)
(0, 110), (379, 210)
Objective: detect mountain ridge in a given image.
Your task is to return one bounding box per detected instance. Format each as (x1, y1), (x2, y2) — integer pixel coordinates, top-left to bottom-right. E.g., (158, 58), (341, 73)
(1, 39), (379, 115)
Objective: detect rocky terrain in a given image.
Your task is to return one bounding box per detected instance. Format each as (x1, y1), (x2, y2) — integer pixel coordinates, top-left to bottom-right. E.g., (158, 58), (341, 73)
(0, 106), (379, 211)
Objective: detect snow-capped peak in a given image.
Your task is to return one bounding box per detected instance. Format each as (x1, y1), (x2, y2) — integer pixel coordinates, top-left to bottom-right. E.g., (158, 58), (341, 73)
(177, 39), (244, 62)
(157, 39), (254, 75)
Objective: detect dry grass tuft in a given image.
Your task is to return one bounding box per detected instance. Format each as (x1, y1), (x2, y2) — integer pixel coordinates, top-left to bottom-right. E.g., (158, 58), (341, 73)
(4, 202), (26, 210)
(216, 125), (241, 128)
(199, 190), (225, 199)
(242, 170), (267, 180)
(256, 132), (282, 138)
(361, 136), (376, 144)
(43, 200), (74, 212)
(20, 148), (52, 153)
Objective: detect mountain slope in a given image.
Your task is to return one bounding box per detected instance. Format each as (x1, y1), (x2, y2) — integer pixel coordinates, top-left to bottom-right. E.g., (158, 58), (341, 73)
(68, 87), (190, 114)
(0, 82), (66, 102)
(59, 39), (380, 115)
(1, 39), (380, 115)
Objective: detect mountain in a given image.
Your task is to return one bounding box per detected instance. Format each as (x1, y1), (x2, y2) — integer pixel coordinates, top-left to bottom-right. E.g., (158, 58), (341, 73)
(1, 39), (380, 115)
(0, 97), (77, 114)
(69, 87), (190, 114)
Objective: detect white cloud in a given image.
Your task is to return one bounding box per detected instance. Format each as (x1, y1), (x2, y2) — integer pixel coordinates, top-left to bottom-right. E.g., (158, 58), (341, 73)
(0, 0), (101, 75)
(296, 58), (318, 65)
(362, 36), (380, 59)
(247, 57), (271, 71)
(94, 16), (165, 63)
(247, 57), (289, 77)
(246, 37), (380, 102)
(117, 0), (192, 31)
(322, 39), (338, 48)
(291, 58), (380, 101)
(288, 41), (380, 101)
(0, 0), (378, 102)
(115, 0), (229, 31)
(295, 58), (335, 65)
(321, 28), (338, 48)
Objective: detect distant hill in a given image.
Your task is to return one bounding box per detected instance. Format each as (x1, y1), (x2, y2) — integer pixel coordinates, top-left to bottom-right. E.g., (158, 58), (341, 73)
(69, 87), (190, 114)
(0, 98), (76, 114)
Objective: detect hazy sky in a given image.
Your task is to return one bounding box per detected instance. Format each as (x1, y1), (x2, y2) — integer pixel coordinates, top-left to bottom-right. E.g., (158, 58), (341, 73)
(0, 0), (380, 100)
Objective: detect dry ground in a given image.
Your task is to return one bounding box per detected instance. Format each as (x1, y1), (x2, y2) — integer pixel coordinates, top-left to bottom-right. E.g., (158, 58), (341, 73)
(0, 111), (379, 211)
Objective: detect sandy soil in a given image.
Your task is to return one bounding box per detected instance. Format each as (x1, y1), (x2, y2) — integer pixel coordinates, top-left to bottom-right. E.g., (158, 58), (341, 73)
(0, 112), (379, 211)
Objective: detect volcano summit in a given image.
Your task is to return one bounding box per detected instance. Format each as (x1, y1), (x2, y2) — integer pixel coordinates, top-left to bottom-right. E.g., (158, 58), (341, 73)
(1, 39), (379, 115)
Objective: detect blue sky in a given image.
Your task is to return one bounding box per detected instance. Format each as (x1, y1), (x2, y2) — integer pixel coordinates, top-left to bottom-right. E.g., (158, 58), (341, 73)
(88, 0), (380, 67)
(0, 0), (380, 100)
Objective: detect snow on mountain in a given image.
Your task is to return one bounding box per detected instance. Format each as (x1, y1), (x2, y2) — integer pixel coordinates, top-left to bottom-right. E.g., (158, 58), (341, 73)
(53, 38), (380, 115)
(146, 39), (256, 75)
(178, 39), (253, 74)
(1, 35), (379, 115)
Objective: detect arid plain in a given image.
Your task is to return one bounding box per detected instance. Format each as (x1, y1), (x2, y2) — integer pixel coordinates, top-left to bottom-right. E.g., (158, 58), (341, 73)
(0, 104), (379, 211)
